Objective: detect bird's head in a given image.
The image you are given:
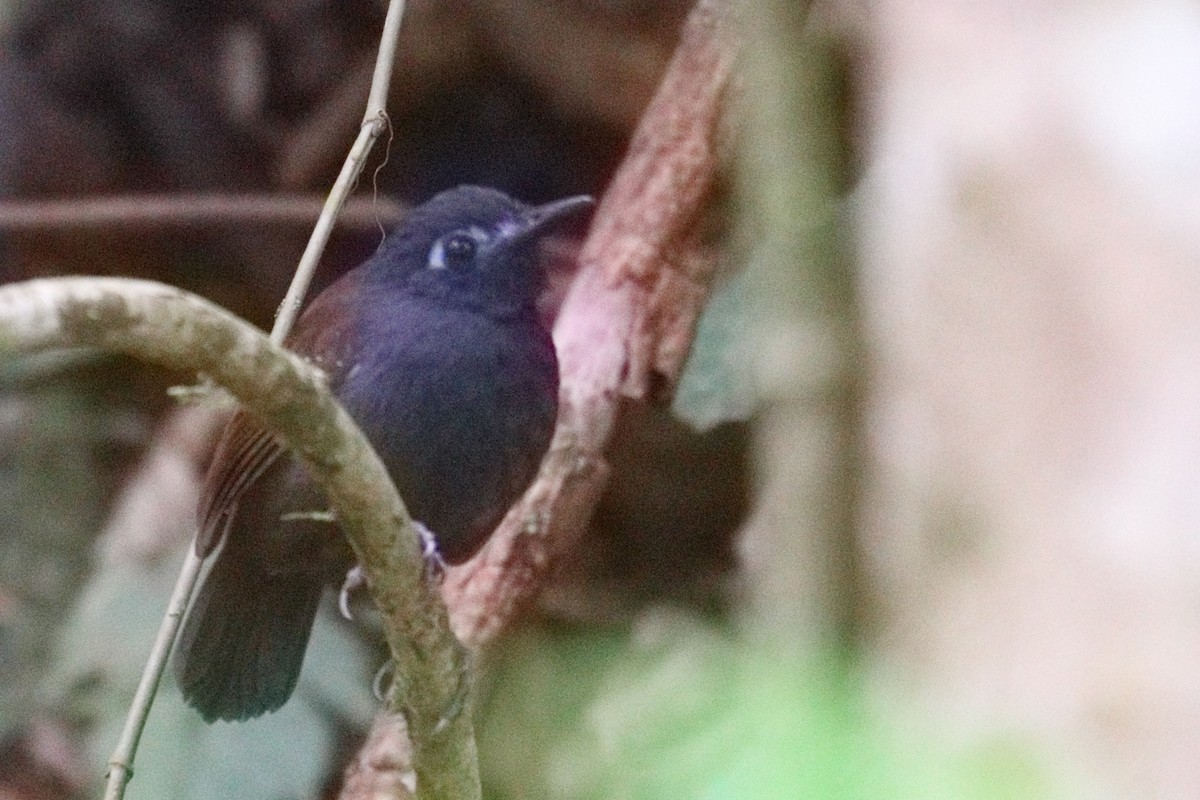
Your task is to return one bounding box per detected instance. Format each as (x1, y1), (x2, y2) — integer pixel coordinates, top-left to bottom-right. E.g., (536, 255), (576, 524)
(373, 185), (594, 317)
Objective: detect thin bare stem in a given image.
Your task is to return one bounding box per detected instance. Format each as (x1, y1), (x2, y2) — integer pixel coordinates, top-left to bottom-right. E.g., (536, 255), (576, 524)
(103, 550), (203, 800)
(367, 0), (406, 120)
(272, 122), (382, 343)
(271, 0), (407, 344)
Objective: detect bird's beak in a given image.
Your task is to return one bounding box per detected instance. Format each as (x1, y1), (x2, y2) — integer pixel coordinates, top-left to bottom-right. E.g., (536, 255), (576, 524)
(508, 195), (595, 249)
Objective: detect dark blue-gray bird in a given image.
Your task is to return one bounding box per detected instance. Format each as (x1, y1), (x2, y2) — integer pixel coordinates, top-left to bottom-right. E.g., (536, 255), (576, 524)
(174, 186), (593, 722)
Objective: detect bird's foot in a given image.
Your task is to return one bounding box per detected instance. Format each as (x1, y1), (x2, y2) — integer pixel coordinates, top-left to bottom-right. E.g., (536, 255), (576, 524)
(372, 660), (395, 702)
(338, 564), (367, 620)
(414, 522), (447, 582)
(368, 654), (470, 732)
(342, 524), (442, 620)
(432, 656), (473, 735)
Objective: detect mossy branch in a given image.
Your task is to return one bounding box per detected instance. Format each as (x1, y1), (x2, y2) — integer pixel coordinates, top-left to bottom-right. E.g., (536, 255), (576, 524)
(0, 277), (478, 799)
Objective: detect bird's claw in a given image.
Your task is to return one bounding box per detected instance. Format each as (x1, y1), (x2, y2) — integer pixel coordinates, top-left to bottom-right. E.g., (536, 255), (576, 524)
(340, 523), (441, 621)
(338, 564), (367, 620)
(432, 656), (473, 735)
(372, 660), (395, 702)
(371, 654), (470, 734)
(415, 522), (447, 581)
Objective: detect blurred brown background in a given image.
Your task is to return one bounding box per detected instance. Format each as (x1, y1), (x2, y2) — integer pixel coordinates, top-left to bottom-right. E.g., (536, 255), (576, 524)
(857, 3), (1200, 797)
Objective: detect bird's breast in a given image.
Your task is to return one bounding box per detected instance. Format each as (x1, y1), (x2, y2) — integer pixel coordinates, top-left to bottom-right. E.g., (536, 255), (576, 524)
(332, 300), (558, 562)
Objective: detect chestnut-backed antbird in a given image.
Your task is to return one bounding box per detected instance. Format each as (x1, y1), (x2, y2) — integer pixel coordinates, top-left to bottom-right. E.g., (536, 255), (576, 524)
(174, 186), (593, 722)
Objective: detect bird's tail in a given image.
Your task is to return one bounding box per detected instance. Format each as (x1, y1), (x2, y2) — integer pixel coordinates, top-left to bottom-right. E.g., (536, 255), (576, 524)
(174, 552), (323, 722)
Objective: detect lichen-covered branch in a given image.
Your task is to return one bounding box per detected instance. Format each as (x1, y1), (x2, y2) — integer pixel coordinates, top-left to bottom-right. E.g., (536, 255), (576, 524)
(0, 277), (478, 800)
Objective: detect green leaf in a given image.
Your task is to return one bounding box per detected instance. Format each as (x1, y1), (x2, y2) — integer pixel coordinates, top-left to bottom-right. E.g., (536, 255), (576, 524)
(671, 272), (756, 431)
(0, 377), (122, 734)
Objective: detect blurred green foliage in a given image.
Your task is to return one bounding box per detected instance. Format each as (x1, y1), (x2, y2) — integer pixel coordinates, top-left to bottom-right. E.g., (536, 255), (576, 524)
(40, 534), (379, 800)
(28, 515), (1060, 800)
(672, 271), (754, 432)
(0, 351), (147, 735)
(477, 607), (1055, 800)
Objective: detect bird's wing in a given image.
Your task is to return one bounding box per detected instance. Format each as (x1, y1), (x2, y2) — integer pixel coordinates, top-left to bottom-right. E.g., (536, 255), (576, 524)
(194, 269), (367, 557)
(196, 412), (286, 557)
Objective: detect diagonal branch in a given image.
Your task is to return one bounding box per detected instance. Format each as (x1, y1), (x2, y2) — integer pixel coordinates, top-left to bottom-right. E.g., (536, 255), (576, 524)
(441, 0), (737, 647)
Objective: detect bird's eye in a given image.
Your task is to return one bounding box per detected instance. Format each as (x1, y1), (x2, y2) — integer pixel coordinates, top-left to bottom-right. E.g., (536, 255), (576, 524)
(428, 232), (479, 270)
(443, 234), (476, 263)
